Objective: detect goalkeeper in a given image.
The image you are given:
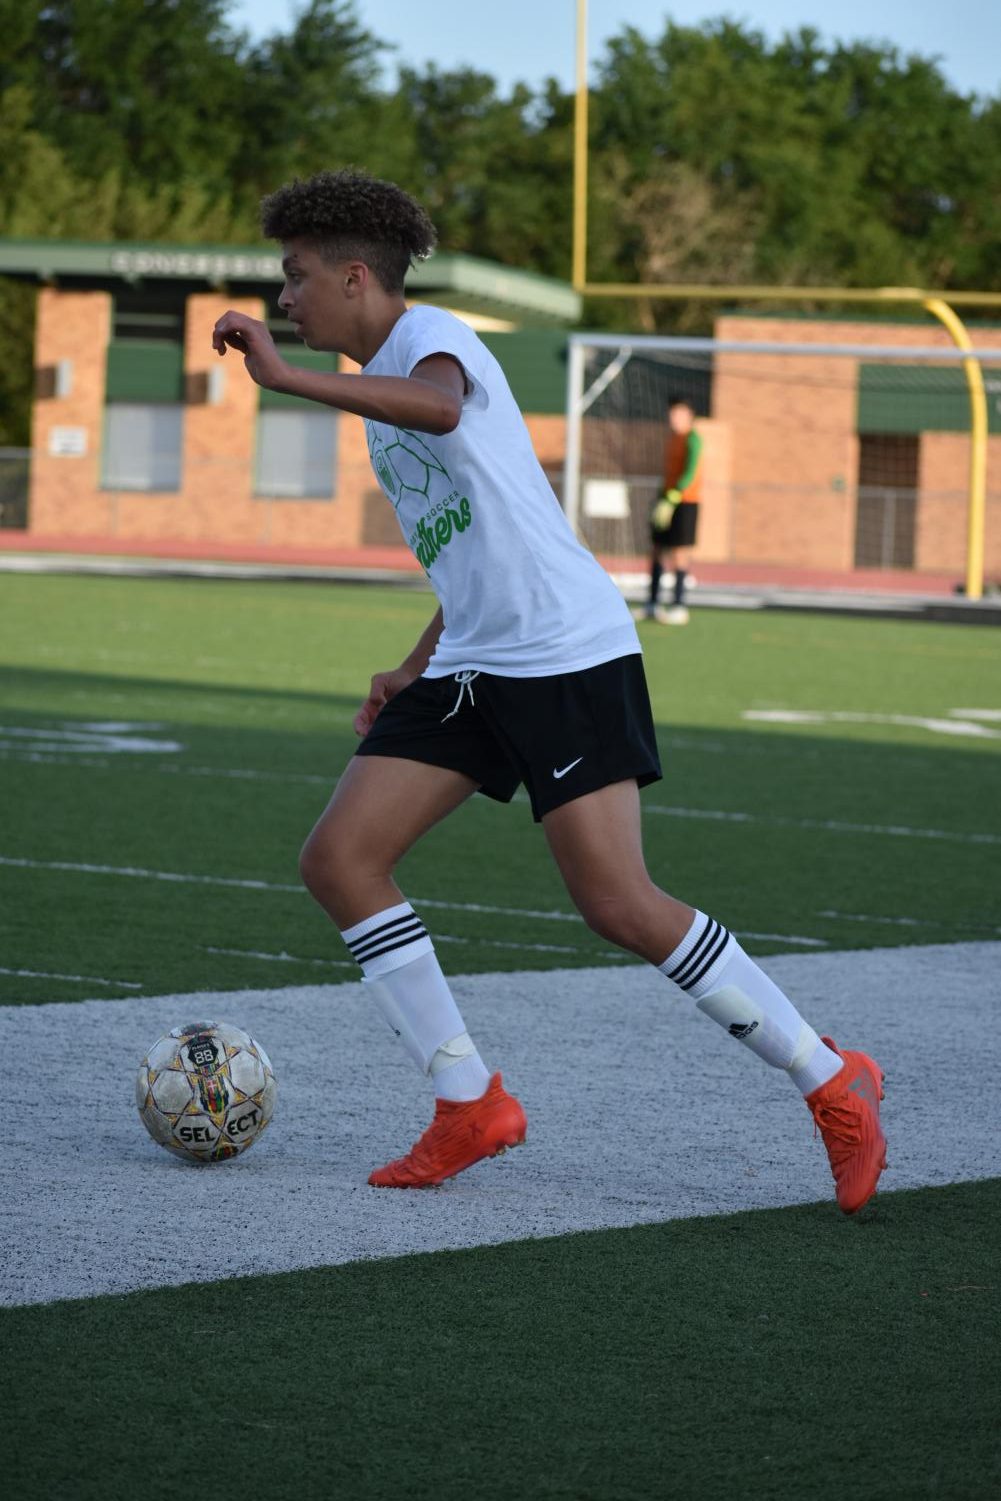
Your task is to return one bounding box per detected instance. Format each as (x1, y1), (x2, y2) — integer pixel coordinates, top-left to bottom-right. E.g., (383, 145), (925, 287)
(643, 396), (702, 624)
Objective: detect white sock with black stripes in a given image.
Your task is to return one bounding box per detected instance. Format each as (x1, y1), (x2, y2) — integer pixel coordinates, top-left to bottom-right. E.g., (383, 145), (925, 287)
(340, 901), (491, 1101)
(659, 910), (843, 1095)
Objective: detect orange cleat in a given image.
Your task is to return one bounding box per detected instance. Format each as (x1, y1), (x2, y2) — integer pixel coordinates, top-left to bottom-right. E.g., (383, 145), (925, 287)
(806, 1037), (887, 1214)
(368, 1073), (527, 1188)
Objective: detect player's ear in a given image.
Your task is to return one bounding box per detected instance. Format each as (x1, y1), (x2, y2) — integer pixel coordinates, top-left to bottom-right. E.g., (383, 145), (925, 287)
(343, 261), (369, 297)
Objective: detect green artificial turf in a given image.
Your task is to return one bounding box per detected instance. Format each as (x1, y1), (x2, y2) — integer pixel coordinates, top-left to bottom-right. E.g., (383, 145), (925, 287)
(2, 575), (999, 1500)
(4, 1178), (999, 1501)
(0, 575), (998, 1004)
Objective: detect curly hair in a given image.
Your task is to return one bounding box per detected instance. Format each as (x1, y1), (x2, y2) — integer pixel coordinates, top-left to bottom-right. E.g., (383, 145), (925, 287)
(261, 169), (437, 294)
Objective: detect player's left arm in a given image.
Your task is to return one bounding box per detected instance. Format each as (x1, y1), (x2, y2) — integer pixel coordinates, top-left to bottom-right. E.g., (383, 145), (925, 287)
(211, 313), (465, 435)
(674, 430), (703, 493)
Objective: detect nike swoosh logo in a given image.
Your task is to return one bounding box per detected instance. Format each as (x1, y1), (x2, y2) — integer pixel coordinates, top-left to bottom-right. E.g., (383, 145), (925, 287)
(553, 757), (584, 780)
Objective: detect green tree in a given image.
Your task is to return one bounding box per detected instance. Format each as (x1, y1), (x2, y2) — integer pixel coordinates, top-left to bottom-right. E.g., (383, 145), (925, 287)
(233, 0), (409, 205)
(0, 1), (248, 190)
(391, 66), (570, 278)
(1, 0), (1000, 435)
(586, 17), (1001, 311)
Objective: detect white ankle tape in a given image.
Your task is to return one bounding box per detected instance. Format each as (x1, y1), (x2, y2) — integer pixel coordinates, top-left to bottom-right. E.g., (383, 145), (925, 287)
(788, 1022), (822, 1074)
(429, 1032), (476, 1077)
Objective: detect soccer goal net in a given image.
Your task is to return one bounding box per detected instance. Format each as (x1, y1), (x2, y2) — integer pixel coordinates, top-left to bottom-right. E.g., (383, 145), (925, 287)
(561, 330), (1001, 586)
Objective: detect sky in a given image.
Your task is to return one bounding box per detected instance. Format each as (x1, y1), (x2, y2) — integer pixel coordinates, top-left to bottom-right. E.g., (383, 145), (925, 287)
(227, 0), (1001, 100)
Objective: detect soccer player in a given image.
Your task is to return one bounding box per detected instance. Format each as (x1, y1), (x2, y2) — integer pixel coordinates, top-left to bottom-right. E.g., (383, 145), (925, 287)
(212, 169), (886, 1212)
(643, 396), (702, 625)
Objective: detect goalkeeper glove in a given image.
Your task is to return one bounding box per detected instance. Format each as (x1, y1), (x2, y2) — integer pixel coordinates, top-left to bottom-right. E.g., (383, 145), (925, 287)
(652, 489), (682, 530)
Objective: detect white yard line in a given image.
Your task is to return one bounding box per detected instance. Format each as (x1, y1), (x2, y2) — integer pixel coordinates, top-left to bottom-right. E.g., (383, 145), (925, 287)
(642, 803), (1001, 846)
(431, 934), (626, 959)
(2, 942), (998, 1307)
(0, 966), (141, 989)
(3, 749), (998, 848)
(737, 932), (826, 947)
(205, 934), (626, 966)
(204, 947), (356, 969)
(0, 853), (302, 893)
(819, 909), (1001, 937)
(743, 709), (1001, 740)
(0, 853), (824, 948)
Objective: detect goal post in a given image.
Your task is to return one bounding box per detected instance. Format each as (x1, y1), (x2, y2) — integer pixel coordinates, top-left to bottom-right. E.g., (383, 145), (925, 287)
(562, 333), (1001, 594)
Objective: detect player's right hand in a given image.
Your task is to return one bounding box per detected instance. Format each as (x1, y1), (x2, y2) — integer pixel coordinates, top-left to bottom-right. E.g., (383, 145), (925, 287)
(353, 668), (416, 737)
(651, 490), (681, 529)
(211, 311), (290, 391)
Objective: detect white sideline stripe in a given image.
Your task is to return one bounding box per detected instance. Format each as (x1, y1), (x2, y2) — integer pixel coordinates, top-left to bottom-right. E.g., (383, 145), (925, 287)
(0, 966), (141, 989)
(0, 853), (820, 947)
(2, 942), (999, 1308)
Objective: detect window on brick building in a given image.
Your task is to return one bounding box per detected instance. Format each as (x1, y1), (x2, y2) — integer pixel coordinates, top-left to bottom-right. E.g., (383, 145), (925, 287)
(254, 329), (338, 498)
(102, 404), (184, 491)
(254, 409), (337, 498)
(101, 292), (185, 492)
(854, 434), (919, 568)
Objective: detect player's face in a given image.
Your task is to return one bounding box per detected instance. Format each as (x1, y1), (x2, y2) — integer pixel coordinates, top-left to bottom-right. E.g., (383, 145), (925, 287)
(668, 403), (694, 434)
(277, 240), (357, 353)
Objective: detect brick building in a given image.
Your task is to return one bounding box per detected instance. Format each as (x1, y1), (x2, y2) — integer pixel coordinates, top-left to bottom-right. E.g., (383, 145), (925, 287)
(2, 239), (575, 561)
(2, 239), (999, 583)
(711, 314), (1001, 578)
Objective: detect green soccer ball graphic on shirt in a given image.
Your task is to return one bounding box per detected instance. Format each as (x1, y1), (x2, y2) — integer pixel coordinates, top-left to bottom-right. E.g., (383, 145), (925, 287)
(371, 428), (451, 510)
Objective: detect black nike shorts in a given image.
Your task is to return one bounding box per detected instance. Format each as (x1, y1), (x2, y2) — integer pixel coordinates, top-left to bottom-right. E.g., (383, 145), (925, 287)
(652, 501), (699, 549)
(354, 653), (663, 821)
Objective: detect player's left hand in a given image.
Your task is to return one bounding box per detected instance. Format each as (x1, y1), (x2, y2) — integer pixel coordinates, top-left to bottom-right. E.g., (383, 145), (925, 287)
(211, 311), (290, 390)
(353, 667), (417, 737)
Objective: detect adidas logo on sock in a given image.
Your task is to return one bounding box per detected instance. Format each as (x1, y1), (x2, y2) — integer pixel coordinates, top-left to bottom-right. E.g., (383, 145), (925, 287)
(728, 1020), (759, 1040)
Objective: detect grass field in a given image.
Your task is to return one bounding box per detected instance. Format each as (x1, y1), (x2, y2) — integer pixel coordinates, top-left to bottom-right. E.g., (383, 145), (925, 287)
(2, 573), (1000, 1499)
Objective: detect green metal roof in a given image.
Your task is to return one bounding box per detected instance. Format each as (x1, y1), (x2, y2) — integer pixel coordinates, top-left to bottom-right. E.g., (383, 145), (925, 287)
(479, 330), (568, 413)
(106, 340), (184, 403)
(259, 348), (339, 410)
(406, 253), (579, 325)
(858, 363), (1001, 434)
(0, 238), (580, 326)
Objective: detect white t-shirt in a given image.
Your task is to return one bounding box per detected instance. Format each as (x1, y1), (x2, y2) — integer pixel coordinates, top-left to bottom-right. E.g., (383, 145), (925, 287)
(362, 305), (640, 678)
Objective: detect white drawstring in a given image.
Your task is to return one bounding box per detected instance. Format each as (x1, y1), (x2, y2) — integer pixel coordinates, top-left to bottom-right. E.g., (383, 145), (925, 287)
(442, 670), (480, 721)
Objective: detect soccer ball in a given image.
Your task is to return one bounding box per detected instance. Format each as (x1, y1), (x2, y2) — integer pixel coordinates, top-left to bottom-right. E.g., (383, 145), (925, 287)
(135, 1020), (277, 1163)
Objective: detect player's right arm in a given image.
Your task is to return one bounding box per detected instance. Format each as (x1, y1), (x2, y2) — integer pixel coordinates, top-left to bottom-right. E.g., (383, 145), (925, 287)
(211, 313), (464, 436)
(353, 607), (445, 736)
